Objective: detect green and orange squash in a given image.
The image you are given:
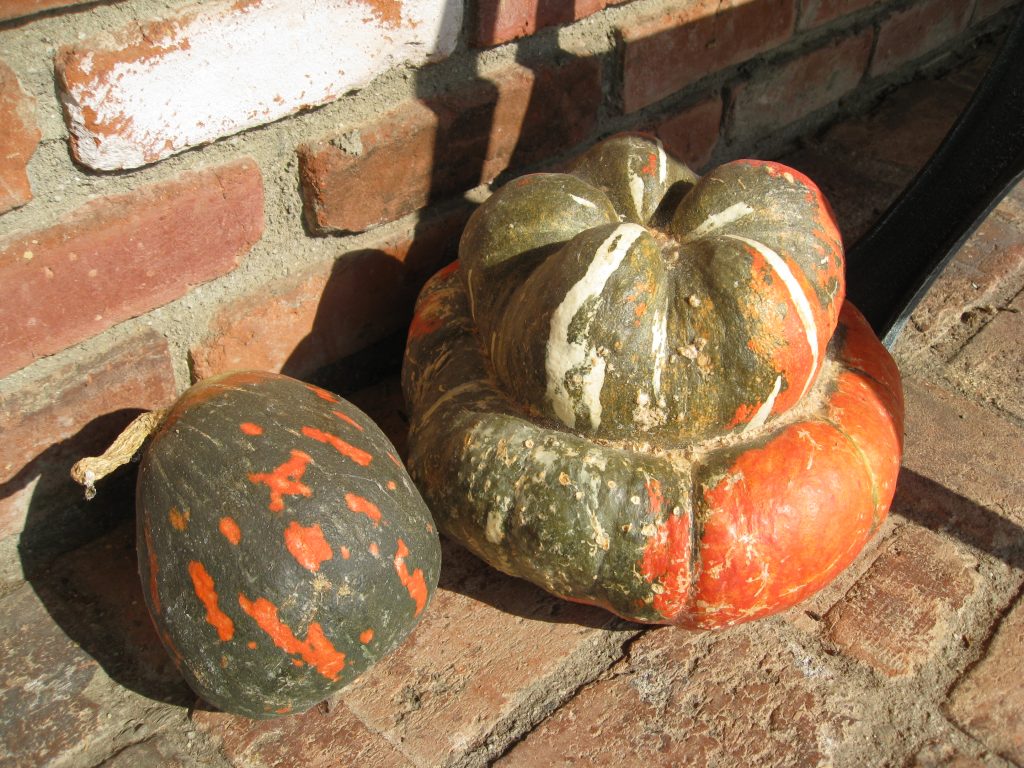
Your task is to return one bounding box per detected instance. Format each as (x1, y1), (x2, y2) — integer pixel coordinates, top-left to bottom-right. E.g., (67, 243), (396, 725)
(402, 134), (903, 629)
(133, 371), (440, 718)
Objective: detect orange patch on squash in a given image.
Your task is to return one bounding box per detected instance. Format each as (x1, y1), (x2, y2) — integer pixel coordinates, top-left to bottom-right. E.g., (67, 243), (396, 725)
(333, 410), (364, 431)
(387, 452), (402, 467)
(640, 152), (658, 176)
(302, 426), (372, 466)
(188, 561), (235, 641)
(640, 511), (693, 620)
(307, 384), (339, 403)
(240, 422), (263, 436)
(168, 506), (190, 531)
(284, 520), (334, 572)
(694, 421), (875, 627)
(247, 641), (257, 650)
(360, 628), (374, 644)
(237, 595), (346, 681)
(369, 542), (380, 558)
(345, 493), (382, 525)
(219, 516), (242, 545)
(248, 450), (313, 512)
(645, 478), (664, 517)
(394, 539), (428, 616)
(340, 546), (351, 560)
(387, 480), (397, 491)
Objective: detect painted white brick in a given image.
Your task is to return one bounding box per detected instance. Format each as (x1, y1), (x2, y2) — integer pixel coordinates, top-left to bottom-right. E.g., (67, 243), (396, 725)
(57, 0), (462, 170)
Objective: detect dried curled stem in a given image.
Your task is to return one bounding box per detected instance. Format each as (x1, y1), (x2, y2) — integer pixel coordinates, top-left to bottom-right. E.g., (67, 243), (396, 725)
(70, 408), (169, 499)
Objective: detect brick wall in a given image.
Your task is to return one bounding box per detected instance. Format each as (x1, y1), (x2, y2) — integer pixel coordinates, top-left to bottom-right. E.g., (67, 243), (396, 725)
(0, 0), (1017, 563)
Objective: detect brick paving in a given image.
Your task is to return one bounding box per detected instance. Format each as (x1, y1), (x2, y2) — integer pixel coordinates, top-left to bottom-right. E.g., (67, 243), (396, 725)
(3, 42), (1024, 768)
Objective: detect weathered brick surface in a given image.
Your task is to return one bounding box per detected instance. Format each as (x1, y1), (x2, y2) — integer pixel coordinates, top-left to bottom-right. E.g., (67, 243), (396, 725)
(0, 60), (40, 215)
(973, 0), (1023, 20)
(96, 732), (227, 768)
(300, 57), (601, 233)
(912, 740), (987, 767)
(729, 30), (873, 144)
(822, 75), (974, 173)
(474, 0), (606, 46)
(1, 523), (190, 766)
(55, 0), (461, 170)
(900, 380), (1024, 516)
(823, 525), (979, 677)
(340, 540), (634, 766)
(193, 704), (413, 768)
(619, 0), (796, 113)
(652, 95), (723, 170)
(0, 159), (263, 378)
(946, 597), (1024, 764)
(799, 0), (883, 29)
(896, 206), (1024, 353)
(190, 209), (466, 380)
(499, 623), (847, 767)
(0, 0), (108, 22)
(947, 290), (1024, 420)
(870, 0), (973, 76)
(0, 329), (177, 542)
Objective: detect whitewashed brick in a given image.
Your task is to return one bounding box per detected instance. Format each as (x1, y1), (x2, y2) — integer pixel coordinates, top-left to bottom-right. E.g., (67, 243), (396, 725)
(56, 0), (462, 170)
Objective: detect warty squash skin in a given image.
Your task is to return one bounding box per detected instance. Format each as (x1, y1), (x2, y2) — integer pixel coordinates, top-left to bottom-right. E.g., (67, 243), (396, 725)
(136, 371), (440, 717)
(402, 134), (903, 629)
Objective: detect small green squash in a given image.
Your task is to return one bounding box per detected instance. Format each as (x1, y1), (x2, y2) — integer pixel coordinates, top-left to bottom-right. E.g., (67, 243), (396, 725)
(403, 134), (903, 629)
(132, 371), (440, 718)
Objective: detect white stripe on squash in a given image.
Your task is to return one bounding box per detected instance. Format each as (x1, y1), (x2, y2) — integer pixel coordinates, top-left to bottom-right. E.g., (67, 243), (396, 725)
(546, 223), (646, 430)
(684, 202), (754, 241)
(743, 374), (783, 433)
(651, 308), (669, 396)
(725, 234), (819, 399)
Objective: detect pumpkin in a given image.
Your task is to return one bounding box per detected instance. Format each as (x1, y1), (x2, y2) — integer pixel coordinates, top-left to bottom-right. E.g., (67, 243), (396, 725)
(402, 134), (903, 629)
(133, 371), (440, 717)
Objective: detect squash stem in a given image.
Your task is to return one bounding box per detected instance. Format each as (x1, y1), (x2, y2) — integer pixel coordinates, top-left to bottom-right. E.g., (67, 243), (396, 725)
(70, 408), (169, 499)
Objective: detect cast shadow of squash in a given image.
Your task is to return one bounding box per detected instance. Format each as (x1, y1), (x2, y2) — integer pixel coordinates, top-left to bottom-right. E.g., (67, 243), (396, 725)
(9, 413), (199, 709)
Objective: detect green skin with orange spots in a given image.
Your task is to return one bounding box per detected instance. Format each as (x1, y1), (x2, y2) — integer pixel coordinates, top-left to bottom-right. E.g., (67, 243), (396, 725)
(402, 134), (903, 629)
(137, 371), (440, 718)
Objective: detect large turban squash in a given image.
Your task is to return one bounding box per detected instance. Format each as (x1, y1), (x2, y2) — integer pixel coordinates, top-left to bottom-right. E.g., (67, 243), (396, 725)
(403, 134), (903, 629)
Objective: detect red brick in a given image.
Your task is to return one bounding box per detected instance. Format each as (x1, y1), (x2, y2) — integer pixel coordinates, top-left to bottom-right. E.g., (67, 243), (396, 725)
(729, 30), (873, 143)
(619, 0), (796, 113)
(898, 209), (1024, 350)
(823, 525), (979, 677)
(499, 623), (847, 766)
(901, 380), (1024, 515)
(300, 57), (601, 233)
(55, 0), (459, 170)
(870, 0), (973, 76)
(0, 61), (40, 215)
(339, 540), (633, 766)
(947, 289), (1024, 420)
(474, 0), (606, 46)
(799, 0), (883, 29)
(0, 159), (263, 377)
(0, 523), (191, 766)
(652, 95), (723, 170)
(190, 208), (466, 380)
(822, 75), (974, 171)
(946, 597), (1024, 764)
(0, 0), (114, 22)
(0, 329), (178, 541)
(192, 704), (413, 768)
